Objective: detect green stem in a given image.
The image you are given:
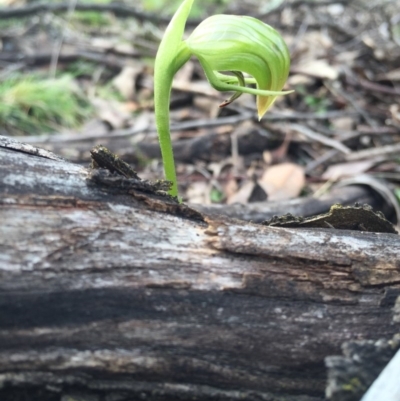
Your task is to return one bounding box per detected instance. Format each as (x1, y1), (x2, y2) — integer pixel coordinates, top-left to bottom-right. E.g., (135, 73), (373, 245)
(154, 44), (191, 198)
(154, 75), (177, 197)
(153, 0), (193, 198)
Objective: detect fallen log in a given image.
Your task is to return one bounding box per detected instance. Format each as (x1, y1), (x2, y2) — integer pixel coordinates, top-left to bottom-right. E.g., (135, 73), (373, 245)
(0, 136), (399, 401)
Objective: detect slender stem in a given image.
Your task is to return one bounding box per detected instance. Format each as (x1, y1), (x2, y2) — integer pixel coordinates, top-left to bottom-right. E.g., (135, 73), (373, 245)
(153, 0), (193, 198)
(154, 44), (191, 198)
(154, 70), (178, 197)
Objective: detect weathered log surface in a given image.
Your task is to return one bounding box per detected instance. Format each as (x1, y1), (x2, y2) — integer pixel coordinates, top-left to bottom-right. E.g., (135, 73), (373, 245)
(14, 129), (396, 223)
(1, 137), (399, 401)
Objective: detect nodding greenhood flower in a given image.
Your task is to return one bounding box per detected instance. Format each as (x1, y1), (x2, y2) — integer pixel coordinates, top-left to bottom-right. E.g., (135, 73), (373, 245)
(186, 15), (292, 118)
(154, 0), (292, 197)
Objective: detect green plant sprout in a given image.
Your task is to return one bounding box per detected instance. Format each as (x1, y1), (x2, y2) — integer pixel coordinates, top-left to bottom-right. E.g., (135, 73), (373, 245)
(154, 0), (293, 197)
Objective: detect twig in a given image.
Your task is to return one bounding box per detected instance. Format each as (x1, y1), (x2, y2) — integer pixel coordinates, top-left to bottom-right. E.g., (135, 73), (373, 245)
(0, 3), (202, 26)
(288, 4), (311, 54)
(286, 123), (352, 154)
(239, 100), (360, 120)
(345, 143), (400, 162)
(349, 75), (400, 97)
(0, 50), (136, 70)
(337, 126), (400, 142)
(268, 110), (358, 120)
(324, 81), (378, 127)
(288, 0), (348, 7)
(357, 126), (400, 135)
(170, 111), (253, 130)
(16, 108), (359, 145)
(49, 0), (78, 78)
(305, 149), (340, 174)
(13, 111), (253, 144)
(306, 122), (400, 140)
(260, 0), (349, 17)
(306, 17), (360, 39)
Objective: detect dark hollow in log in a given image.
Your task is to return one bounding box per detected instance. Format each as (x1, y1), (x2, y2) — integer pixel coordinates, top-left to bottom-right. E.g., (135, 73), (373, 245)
(0, 136), (399, 401)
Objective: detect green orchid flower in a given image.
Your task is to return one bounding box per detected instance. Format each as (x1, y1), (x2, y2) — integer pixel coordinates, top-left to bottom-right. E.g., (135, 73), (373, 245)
(154, 0), (292, 197)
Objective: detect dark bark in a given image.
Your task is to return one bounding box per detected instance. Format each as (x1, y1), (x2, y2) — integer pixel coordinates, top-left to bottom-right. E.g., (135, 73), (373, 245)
(0, 136), (399, 401)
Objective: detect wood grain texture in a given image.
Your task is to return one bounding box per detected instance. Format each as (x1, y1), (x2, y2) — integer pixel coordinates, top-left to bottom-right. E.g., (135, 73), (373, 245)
(0, 137), (399, 401)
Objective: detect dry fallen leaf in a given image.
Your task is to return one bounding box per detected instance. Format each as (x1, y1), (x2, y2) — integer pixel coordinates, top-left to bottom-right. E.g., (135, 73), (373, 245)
(114, 43), (138, 56)
(91, 97), (131, 129)
(292, 31), (333, 63)
(186, 181), (211, 205)
(335, 50), (360, 65)
(294, 60), (339, 80)
(330, 116), (354, 131)
(112, 66), (143, 100)
(287, 74), (315, 86)
(327, 3), (344, 16)
(263, 134), (291, 165)
(226, 179), (256, 205)
(223, 177), (239, 200)
(322, 160), (379, 181)
(90, 38), (116, 51)
(378, 68), (400, 81)
(79, 119), (109, 137)
(194, 96), (224, 118)
(172, 79), (219, 98)
(390, 104), (400, 125)
(1, 0), (25, 4)
(258, 163), (305, 201)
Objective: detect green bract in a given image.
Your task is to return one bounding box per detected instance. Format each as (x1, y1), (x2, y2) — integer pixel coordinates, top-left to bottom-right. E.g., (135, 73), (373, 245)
(154, 0), (292, 197)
